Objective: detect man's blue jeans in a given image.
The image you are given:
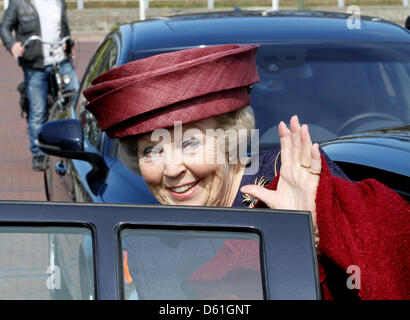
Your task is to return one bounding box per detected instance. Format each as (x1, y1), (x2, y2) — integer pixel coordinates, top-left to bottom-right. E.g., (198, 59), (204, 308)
(24, 60), (79, 156)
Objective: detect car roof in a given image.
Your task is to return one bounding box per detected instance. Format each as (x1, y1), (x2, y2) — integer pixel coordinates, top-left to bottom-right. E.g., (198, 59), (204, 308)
(117, 10), (410, 54)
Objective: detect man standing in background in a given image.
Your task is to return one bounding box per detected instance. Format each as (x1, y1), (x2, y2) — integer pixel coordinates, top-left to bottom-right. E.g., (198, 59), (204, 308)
(0, 0), (79, 171)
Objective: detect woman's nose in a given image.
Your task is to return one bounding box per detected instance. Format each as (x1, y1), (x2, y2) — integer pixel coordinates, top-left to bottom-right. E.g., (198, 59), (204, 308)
(161, 144), (186, 177)
(164, 163), (186, 178)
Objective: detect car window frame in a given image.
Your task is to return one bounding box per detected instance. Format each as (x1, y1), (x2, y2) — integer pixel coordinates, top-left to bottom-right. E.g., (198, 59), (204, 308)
(0, 201), (320, 300)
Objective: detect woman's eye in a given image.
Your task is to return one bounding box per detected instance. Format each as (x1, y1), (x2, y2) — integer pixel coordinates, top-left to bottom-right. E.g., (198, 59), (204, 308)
(143, 145), (162, 158)
(182, 138), (201, 150)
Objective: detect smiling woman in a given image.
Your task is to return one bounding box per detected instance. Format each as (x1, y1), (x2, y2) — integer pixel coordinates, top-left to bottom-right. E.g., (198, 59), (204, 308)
(134, 118), (243, 207)
(83, 44), (409, 300)
(119, 108), (255, 207)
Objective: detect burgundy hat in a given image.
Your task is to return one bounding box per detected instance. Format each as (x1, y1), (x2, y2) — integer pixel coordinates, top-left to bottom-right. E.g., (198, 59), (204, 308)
(83, 44), (260, 138)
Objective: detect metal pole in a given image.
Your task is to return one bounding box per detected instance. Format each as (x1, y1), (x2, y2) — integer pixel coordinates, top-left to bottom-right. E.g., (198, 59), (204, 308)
(298, 0), (304, 10)
(208, 0), (214, 9)
(145, 0), (149, 10)
(272, 0), (279, 11)
(77, 0), (84, 10)
(4, 0), (9, 10)
(404, 0), (409, 7)
(139, 0), (146, 21)
(338, 0), (344, 7)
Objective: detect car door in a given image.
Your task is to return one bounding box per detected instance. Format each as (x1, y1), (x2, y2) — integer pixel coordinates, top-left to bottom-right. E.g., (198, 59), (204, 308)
(0, 201), (320, 300)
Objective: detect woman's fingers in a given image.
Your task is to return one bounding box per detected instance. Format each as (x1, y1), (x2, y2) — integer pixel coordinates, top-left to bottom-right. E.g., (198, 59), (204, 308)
(240, 184), (278, 209)
(278, 121), (291, 165)
(300, 124), (313, 168)
(290, 115), (302, 165)
(279, 115), (313, 169)
(309, 143), (322, 174)
(241, 116), (320, 215)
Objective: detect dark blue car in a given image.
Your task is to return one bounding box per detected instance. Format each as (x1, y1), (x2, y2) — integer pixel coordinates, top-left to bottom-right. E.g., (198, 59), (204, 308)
(2, 10), (406, 300)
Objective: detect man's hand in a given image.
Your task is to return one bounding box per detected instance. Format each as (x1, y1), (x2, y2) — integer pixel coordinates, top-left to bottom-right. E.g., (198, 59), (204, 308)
(69, 41), (76, 57)
(11, 42), (25, 58)
(63, 40), (76, 57)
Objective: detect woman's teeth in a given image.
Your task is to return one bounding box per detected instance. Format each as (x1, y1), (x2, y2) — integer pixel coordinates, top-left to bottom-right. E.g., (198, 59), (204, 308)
(171, 182), (197, 193)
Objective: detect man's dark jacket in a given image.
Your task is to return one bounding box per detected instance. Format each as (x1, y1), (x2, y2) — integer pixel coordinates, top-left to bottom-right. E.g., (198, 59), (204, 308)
(0, 0), (70, 69)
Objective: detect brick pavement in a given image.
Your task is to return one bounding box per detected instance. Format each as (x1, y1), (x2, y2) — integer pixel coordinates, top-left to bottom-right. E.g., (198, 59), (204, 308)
(0, 39), (99, 201)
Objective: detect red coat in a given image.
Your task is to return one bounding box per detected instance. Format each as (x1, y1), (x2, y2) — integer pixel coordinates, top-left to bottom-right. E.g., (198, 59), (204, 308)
(314, 154), (410, 300)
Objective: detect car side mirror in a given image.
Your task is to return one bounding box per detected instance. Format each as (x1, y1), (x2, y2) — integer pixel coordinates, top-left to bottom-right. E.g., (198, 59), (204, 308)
(37, 119), (84, 154)
(37, 119), (108, 195)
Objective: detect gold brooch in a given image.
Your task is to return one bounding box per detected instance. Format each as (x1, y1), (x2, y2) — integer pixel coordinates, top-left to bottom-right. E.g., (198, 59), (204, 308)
(242, 176), (270, 208)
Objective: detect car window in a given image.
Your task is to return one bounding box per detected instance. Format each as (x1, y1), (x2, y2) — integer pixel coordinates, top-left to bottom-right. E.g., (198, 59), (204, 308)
(119, 228), (263, 300)
(76, 38), (119, 150)
(0, 226), (94, 300)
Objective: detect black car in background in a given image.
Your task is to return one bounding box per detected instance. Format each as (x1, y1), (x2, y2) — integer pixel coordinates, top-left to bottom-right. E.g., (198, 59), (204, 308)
(40, 10), (410, 204)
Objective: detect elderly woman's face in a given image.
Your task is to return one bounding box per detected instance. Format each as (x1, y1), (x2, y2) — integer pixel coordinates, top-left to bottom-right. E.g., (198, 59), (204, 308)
(137, 118), (242, 207)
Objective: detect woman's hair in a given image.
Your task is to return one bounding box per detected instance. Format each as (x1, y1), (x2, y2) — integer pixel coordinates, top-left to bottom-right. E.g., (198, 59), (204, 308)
(118, 106), (256, 174)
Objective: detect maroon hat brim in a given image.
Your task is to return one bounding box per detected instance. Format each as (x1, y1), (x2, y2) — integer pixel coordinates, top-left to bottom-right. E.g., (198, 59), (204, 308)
(83, 44), (260, 138)
(106, 87), (251, 137)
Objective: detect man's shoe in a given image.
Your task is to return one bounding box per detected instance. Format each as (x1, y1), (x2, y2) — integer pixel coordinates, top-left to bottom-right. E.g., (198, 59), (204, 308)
(32, 155), (45, 171)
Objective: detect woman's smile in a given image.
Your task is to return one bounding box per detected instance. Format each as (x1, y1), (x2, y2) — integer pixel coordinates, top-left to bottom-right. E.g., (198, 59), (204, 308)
(167, 180), (200, 199)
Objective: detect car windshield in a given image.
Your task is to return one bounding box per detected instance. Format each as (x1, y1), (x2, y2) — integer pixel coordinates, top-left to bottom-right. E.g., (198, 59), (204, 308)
(134, 42), (410, 146)
(252, 42), (410, 147)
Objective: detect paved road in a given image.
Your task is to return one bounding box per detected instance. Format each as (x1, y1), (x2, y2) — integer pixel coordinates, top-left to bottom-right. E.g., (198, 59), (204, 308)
(0, 41), (99, 201)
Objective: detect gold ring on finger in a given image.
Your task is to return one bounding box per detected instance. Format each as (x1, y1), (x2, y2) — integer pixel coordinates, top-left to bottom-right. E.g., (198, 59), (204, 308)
(300, 163), (311, 169)
(309, 170), (321, 176)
